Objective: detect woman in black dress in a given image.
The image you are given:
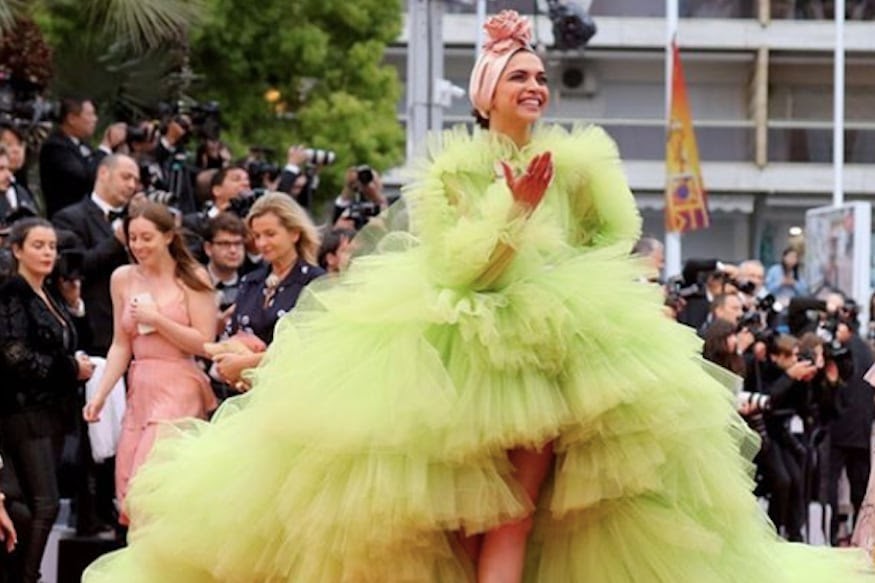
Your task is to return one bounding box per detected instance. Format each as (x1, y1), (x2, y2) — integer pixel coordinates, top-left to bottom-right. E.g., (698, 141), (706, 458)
(0, 218), (93, 583)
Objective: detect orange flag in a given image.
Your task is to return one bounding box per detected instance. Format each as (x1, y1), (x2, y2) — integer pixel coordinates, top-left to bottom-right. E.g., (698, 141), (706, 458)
(665, 40), (710, 233)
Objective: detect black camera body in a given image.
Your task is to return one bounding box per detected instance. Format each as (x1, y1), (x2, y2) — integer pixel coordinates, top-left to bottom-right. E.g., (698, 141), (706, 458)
(356, 164), (374, 186)
(226, 188), (268, 219)
(546, 0), (597, 50)
(346, 198), (380, 230)
(55, 248), (84, 280)
(158, 99), (222, 141)
(0, 73), (57, 146)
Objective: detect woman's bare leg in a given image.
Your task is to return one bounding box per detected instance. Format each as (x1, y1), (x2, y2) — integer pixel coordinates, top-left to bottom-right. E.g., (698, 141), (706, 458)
(477, 442), (554, 583)
(459, 531), (483, 563)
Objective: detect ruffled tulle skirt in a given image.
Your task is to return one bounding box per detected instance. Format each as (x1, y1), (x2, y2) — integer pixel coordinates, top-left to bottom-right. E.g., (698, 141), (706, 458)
(83, 241), (872, 582)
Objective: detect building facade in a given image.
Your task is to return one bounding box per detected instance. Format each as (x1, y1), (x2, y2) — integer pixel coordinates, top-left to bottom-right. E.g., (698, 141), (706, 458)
(386, 0), (875, 267)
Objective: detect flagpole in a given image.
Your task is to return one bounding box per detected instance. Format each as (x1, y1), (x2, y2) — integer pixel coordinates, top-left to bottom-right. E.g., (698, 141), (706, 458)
(664, 0), (681, 278)
(833, 0), (845, 207)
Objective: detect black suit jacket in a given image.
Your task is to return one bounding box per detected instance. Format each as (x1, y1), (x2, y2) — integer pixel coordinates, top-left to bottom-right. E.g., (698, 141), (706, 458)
(52, 198), (129, 354)
(0, 182), (39, 223)
(39, 131), (97, 217)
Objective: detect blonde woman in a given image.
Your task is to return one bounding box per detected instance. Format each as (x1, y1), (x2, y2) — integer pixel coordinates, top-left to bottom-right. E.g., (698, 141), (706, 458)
(212, 192), (324, 387)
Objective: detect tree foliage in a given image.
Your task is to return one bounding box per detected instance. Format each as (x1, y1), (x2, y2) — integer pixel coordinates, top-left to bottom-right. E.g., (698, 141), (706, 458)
(189, 0), (404, 207)
(0, 0), (405, 210)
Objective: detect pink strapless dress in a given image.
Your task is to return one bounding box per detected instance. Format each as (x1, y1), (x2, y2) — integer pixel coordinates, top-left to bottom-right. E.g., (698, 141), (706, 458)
(115, 290), (216, 523)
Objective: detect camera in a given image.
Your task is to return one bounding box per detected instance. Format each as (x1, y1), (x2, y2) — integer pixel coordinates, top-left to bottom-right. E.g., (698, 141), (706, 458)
(737, 310), (763, 332)
(728, 277), (756, 296)
(55, 249), (83, 280)
(0, 72), (57, 146)
(226, 188), (268, 219)
(797, 348), (816, 366)
(546, 0), (597, 51)
(736, 391), (771, 412)
(158, 100), (222, 141)
(356, 164), (374, 186)
(345, 199), (381, 230)
(305, 148), (336, 166)
(126, 123), (158, 145)
(248, 161), (280, 186)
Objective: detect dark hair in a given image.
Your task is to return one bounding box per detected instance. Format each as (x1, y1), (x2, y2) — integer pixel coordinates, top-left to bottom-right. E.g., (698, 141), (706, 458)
(209, 165), (246, 192)
(768, 334), (798, 358)
(124, 201), (212, 293)
(0, 123), (24, 144)
(702, 319), (744, 375)
(781, 247), (799, 280)
(59, 97), (92, 124)
(7, 217), (54, 269)
(472, 109), (489, 129)
(206, 212), (247, 242)
(318, 228), (356, 269)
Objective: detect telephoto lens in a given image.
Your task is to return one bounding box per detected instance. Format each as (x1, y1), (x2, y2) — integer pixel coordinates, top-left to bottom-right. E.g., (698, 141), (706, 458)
(305, 148), (336, 166)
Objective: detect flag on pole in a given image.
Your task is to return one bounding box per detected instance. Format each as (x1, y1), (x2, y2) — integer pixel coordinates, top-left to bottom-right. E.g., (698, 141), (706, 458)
(665, 39), (710, 233)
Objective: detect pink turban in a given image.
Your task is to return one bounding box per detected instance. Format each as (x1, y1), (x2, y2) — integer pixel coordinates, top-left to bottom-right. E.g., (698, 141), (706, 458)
(469, 10), (534, 119)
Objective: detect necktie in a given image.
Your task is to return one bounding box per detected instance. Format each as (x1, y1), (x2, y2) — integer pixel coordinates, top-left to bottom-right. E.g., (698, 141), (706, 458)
(107, 209), (125, 222)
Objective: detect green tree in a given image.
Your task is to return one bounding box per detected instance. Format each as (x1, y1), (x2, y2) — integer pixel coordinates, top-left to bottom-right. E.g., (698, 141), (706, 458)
(189, 0), (404, 210)
(1, 0), (204, 123)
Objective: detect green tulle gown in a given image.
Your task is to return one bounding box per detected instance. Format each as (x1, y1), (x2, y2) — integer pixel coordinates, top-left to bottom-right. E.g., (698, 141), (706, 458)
(83, 125), (872, 582)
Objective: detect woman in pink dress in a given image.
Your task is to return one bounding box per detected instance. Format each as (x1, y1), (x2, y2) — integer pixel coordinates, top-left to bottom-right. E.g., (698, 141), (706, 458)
(83, 201), (217, 524)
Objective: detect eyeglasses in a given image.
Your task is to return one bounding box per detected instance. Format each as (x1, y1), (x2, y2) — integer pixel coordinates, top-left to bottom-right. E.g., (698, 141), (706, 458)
(211, 240), (245, 249)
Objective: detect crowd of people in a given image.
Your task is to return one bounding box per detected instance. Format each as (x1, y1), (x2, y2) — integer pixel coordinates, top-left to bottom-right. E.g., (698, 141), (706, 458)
(1, 16), (875, 578)
(636, 236), (875, 548)
(0, 96), (381, 582)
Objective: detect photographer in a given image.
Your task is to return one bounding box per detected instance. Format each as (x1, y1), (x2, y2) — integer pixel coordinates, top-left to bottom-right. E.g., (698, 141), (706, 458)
(275, 145), (334, 209)
(826, 315), (874, 545)
(0, 125), (38, 221)
(154, 114), (199, 214)
(756, 334), (819, 541)
(676, 259), (739, 330)
(333, 165), (388, 231)
(698, 292), (744, 338)
(38, 97), (100, 217)
(182, 165), (251, 240)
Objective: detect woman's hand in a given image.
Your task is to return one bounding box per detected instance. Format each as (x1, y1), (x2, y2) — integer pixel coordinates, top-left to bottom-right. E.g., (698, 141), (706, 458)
(0, 498), (17, 553)
(75, 352), (94, 381)
(501, 151), (554, 211)
(83, 396), (106, 423)
(130, 295), (161, 326)
(213, 353), (251, 387)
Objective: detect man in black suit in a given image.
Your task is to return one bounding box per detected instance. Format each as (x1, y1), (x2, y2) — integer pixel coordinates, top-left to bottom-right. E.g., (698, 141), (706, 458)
(39, 97), (100, 218)
(52, 154), (138, 355)
(0, 125), (39, 222)
(51, 153), (137, 537)
(0, 148), (19, 224)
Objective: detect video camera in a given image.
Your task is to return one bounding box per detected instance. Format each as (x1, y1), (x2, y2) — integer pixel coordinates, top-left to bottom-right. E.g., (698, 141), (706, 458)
(0, 70), (57, 146)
